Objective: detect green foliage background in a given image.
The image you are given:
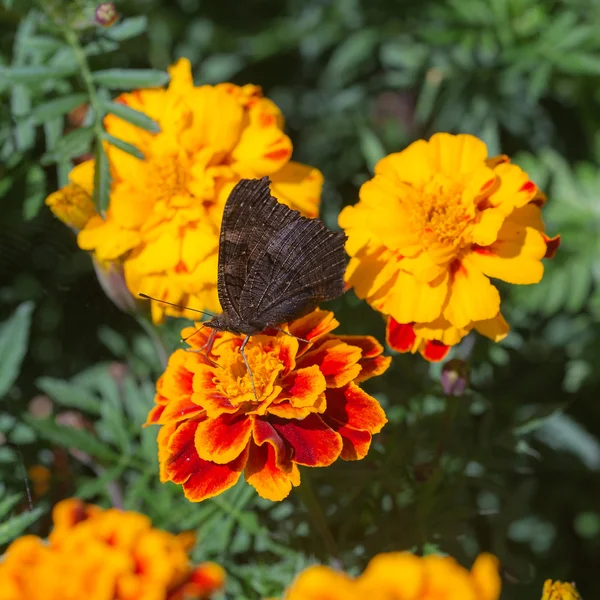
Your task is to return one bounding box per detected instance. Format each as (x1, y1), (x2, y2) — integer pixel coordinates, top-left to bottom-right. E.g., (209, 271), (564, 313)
(1, 0), (600, 598)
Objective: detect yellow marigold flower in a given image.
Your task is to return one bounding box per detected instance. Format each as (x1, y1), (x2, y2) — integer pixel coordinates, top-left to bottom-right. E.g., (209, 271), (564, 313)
(285, 551), (501, 600)
(339, 133), (560, 361)
(45, 161), (96, 231)
(541, 580), (581, 600)
(45, 58), (323, 323)
(0, 498), (224, 600)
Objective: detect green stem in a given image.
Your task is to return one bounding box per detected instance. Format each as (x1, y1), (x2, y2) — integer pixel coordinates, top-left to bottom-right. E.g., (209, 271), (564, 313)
(296, 470), (339, 559)
(136, 315), (170, 370)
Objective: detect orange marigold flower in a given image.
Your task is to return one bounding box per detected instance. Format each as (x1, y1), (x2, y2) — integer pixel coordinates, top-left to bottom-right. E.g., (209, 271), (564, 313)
(339, 133), (560, 361)
(45, 58), (323, 323)
(541, 580), (581, 600)
(145, 309), (390, 502)
(285, 552), (501, 600)
(0, 498), (224, 600)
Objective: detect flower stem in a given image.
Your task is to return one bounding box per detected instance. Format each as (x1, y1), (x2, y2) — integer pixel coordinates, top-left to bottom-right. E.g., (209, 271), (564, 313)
(136, 315), (170, 370)
(296, 470), (339, 560)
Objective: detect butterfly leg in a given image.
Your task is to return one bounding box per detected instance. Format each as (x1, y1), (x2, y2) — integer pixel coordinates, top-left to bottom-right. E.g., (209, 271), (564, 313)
(240, 335), (258, 400)
(188, 328), (223, 369)
(274, 327), (309, 344)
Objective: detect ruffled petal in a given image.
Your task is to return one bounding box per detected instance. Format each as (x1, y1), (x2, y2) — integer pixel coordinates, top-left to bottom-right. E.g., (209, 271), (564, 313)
(245, 441), (300, 501)
(297, 340), (362, 388)
(324, 384), (387, 435)
(279, 365), (327, 407)
(194, 413), (252, 464)
(269, 161), (323, 218)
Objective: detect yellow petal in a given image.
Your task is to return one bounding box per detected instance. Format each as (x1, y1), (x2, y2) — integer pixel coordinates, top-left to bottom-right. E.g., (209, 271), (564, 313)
(471, 207), (507, 246)
(468, 205), (547, 285)
(69, 160), (95, 195)
(413, 316), (470, 346)
(422, 555), (479, 600)
(386, 269), (449, 324)
(78, 217), (141, 261)
(474, 312), (510, 342)
(443, 256), (500, 328)
(180, 224), (219, 271)
(471, 553), (501, 600)
(400, 250), (446, 283)
(285, 566), (357, 600)
(487, 162), (538, 214)
(357, 552), (424, 600)
(428, 132), (488, 177)
(46, 181), (96, 231)
(270, 161), (323, 218)
(109, 183), (152, 229)
(168, 57), (194, 94)
(344, 245), (399, 302)
(374, 139), (435, 188)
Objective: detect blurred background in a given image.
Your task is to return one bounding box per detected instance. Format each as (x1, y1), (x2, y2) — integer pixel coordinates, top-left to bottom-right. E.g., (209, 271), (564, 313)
(2, 0), (600, 598)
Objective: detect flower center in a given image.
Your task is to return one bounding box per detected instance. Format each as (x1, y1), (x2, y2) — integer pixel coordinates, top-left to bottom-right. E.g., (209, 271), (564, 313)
(216, 338), (284, 403)
(149, 153), (190, 205)
(409, 175), (471, 246)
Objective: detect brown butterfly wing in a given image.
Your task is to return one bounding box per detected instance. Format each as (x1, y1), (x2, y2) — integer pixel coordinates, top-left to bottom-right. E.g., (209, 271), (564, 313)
(239, 215), (346, 328)
(217, 177), (298, 321)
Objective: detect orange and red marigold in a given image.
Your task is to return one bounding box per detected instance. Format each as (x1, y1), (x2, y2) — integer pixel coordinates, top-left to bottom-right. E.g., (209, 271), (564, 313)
(0, 498), (224, 600)
(339, 133), (560, 361)
(45, 58), (323, 323)
(145, 309), (390, 502)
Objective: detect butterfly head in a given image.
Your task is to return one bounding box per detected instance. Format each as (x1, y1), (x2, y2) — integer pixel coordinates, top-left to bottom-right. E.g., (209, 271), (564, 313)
(205, 313), (264, 337)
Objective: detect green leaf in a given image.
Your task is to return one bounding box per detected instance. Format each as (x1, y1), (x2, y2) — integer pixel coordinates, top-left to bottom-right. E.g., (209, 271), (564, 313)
(92, 68), (169, 89)
(23, 164), (47, 221)
(106, 16), (148, 41)
(102, 132), (144, 160)
(30, 93), (88, 123)
(1, 64), (79, 83)
(101, 99), (160, 133)
(26, 417), (120, 462)
(76, 462), (127, 500)
(0, 506), (44, 546)
(359, 126), (385, 173)
(93, 142), (111, 214)
(0, 493), (22, 519)
(36, 376), (101, 415)
(42, 127), (94, 164)
(0, 302), (34, 399)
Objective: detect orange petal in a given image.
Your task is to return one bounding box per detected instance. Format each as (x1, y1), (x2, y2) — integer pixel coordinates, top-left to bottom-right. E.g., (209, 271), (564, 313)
(156, 422), (177, 483)
(323, 418), (373, 461)
(158, 395), (205, 425)
(145, 403), (165, 425)
(335, 335), (391, 382)
(194, 413), (253, 464)
(158, 349), (194, 399)
(252, 417), (294, 472)
(471, 554), (501, 600)
(324, 384), (387, 435)
(166, 422), (247, 502)
(543, 233), (561, 259)
(298, 340), (362, 388)
(285, 565), (357, 600)
(289, 310), (339, 347)
(231, 124), (292, 177)
(386, 319), (417, 353)
(279, 365), (327, 407)
(245, 440), (299, 501)
(271, 414), (342, 467)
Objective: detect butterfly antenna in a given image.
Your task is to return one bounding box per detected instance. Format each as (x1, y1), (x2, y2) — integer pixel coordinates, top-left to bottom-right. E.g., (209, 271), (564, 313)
(182, 323), (207, 343)
(138, 293), (215, 318)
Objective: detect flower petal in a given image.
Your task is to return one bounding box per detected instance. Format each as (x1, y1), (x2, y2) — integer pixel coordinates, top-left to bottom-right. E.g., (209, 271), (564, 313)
(194, 413), (253, 464)
(232, 123), (292, 177)
(471, 554), (501, 600)
(386, 319), (418, 353)
(298, 340), (362, 388)
(279, 365), (327, 407)
(245, 441), (300, 501)
(271, 414), (342, 467)
(324, 384), (387, 435)
(474, 312), (510, 342)
(270, 161), (323, 218)
(286, 565), (357, 600)
(252, 417), (293, 471)
(443, 258), (500, 329)
(428, 132), (489, 176)
(357, 552), (424, 599)
(422, 340), (451, 362)
(288, 310), (340, 346)
(336, 335), (391, 382)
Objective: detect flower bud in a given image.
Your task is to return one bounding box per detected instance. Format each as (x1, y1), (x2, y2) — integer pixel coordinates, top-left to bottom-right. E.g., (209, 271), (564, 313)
(95, 3), (118, 27)
(440, 358), (469, 397)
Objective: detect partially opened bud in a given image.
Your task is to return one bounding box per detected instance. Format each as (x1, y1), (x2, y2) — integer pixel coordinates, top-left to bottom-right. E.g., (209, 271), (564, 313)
(541, 580), (580, 600)
(95, 3), (118, 27)
(440, 358), (469, 397)
(93, 258), (138, 314)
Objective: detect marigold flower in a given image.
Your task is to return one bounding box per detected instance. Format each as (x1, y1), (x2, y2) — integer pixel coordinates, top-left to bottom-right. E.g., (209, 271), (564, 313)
(0, 498), (224, 600)
(285, 551), (501, 600)
(541, 580), (581, 600)
(45, 58), (323, 323)
(145, 309), (390, 502)
(339, 133), (560, 361)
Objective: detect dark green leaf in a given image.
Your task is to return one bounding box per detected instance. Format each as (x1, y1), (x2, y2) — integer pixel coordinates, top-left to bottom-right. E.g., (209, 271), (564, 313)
(102, 132), (144, 160)
(0, 302), (34, 398)
(36, 376), (101, 415)
(92, 68), (169, 89)
(101, 99), (160, 133)
(93, 142), (111, 214)
(0, 493), (22, 519)
(76, 462), (127, 500)
(30, 93), (88, 123)
(359, 127), (385, 173)
(0, 506), (45, 546)
(106, 16), (148, 41)
(26, 417), (120, 462)
(42, 127), (94, 164)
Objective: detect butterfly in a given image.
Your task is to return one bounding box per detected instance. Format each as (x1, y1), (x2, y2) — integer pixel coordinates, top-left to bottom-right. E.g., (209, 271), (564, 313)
(142, 176), (346, 397)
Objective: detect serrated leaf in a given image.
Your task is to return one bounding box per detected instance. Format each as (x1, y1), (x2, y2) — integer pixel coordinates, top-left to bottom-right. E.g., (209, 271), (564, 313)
(42, 127), (94, 164)
(0, 302), (34, 399)
(30, 93), (88, 123)
(102, 132), (144, 160)
(0, 506), (44, 545)
(23, 164), (47, 220)
(36, 376), (101, 415)
(92, 68), (169, 89)
(26, 417), (120, 462)
(1, 64), (79, 83)
(101, 99), (160, 133)
(76, 461), (127, 500)
(93, 142), (111, 214)
(106, 16), (148, 41)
